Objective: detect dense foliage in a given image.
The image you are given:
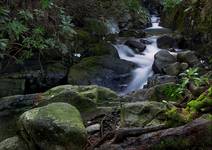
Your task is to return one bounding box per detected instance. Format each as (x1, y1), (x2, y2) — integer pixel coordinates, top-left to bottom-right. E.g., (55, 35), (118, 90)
(0, 1), (76, 72)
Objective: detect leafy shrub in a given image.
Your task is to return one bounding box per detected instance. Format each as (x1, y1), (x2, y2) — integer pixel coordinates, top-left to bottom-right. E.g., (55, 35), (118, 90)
(173, 68), (208, 95)
(0, 2), (76, 67)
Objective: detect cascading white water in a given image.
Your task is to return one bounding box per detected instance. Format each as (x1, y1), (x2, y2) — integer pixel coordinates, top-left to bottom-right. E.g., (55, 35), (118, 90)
(149, 15), (162, 29)
(115, 15), (164, 94)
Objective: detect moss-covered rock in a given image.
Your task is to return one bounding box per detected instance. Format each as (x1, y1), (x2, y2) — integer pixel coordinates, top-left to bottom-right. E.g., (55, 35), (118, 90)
(41, 85), (119, 112)
(145, 83), (183, 102)
(121, 101), (170, 127)
(187, 87), (212, 112)
(19, 103), (87, 150)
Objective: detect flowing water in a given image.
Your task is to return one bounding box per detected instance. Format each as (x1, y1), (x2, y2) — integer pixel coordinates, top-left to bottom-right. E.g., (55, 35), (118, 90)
(115, 15), (164, 94)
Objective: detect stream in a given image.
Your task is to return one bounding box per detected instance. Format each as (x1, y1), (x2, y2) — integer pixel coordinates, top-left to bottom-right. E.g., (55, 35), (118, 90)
(115, 15), (166, 94)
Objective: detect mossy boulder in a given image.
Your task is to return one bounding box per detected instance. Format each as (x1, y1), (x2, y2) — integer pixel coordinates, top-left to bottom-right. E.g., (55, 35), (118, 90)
(68, 55), (135, 92)
(121, 101), (170, 127)
(145, 83), (183, 102)
(41, 85), (119, 113)
(19, 103), (87, 150)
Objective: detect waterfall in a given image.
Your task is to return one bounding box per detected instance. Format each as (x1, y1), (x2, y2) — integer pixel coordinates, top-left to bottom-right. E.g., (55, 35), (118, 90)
(114, 15), (165, 94)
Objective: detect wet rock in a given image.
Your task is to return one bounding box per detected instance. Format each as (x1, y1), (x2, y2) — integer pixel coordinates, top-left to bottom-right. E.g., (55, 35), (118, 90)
(0, 78), (25, 98)
(19, 103), (87, 150)
(157, 35), (176, 49)
(121, 101), (169, 127)
(68, 56), (135, 92)
(152, 50), (177, 74)
(125, 39), (146, 53)
(163, 62), (181, 76)
(140, 39), (152, 45)
(0, 136), (28, 150)
(177, 50), (200, 67)
(145, 74), (177, 88)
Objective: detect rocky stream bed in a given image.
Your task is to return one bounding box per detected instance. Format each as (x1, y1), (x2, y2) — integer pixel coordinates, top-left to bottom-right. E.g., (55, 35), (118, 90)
(0, 0), (212, 150)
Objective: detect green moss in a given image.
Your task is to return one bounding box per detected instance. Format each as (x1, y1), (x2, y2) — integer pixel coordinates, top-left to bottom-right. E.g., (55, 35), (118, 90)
(147, 83), (183, 102)
(19, 103), (87, 149)
(121, 101), (169, 127)
(187, 87), (212, 112)
(42, 85), (118, 113)
(165, 108), (192, 127)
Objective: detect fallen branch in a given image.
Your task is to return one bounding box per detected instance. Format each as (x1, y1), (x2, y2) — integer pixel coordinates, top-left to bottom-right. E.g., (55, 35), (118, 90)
(111, 124), (167, 144)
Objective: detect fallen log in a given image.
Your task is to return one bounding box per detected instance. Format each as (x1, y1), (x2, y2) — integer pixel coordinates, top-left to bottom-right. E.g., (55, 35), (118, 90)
(98, 116), (212, 150)
(111, 124), (167, 144)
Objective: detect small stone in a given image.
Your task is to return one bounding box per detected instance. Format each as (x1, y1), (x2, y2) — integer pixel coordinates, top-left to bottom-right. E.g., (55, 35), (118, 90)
(86, 124), (100, 134)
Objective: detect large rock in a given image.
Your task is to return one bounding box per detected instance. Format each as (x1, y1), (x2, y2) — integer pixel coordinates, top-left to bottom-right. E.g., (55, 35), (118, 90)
(0, 85), (118, 141)
(152, 50), (177, 75)
(157, 35), (176, 49)
(0, 136), (28, 150)
(177, 50), (200, 67)
(144, 74), (177, 88)
(68, 56), (135, 92)
(163, 62), (181, 76)
(19, 103), (87, 150)
(41, 85), (119, 112)
(0, 78), (25, 98)
(125, 39), (146, 53)
(121, 101), (169, 127)
(124, 83), (183, 102)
